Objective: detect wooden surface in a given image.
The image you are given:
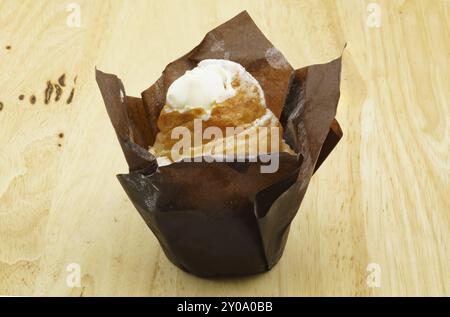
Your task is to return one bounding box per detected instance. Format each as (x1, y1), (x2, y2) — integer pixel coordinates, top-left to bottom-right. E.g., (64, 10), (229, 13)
(0, 0), (449, 296)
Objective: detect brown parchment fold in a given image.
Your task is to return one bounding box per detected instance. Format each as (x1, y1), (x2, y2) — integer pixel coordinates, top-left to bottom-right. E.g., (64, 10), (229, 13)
(96, 11), (343, 277)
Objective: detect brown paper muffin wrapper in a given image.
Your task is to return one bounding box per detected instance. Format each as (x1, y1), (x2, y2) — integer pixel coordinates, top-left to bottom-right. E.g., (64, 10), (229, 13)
(96, 11), (343, 277)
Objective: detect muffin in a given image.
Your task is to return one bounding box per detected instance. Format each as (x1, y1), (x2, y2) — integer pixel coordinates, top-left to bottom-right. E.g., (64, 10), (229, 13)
(96, 11), (343, 277)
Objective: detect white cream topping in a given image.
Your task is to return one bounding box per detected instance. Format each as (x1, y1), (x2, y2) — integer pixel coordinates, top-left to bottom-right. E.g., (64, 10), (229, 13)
(165, 59), (265, 117)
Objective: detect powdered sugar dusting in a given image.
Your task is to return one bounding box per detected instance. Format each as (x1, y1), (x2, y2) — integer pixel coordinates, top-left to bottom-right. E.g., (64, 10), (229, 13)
(211, 40), (225, 53)
(119, 89), (125, 103)
(265, 47), (289, 70)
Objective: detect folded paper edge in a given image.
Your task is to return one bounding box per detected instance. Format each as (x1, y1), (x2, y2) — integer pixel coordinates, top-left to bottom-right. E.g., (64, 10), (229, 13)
(256, 56), (343, 269)
(314, 118), (342, 172)
(95, 68), (157, 173)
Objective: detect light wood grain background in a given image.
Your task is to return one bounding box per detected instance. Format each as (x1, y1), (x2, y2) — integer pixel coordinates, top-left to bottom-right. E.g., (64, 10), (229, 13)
(0, 0), (448, 296)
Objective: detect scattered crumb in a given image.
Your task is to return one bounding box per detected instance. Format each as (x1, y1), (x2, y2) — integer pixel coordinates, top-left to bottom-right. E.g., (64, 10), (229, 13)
(18, 95), (24, 100)
(44, 81), (54, 104)
(66, 88), (75, 104)
(30, 95), (36, 104)
(55, 84), (63, 101)
(58, 74), (66, 87)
